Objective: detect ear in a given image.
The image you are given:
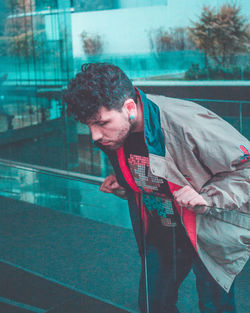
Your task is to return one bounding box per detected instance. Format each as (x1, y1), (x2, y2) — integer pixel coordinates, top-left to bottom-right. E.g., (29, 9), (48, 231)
(123, 99), (137, 115)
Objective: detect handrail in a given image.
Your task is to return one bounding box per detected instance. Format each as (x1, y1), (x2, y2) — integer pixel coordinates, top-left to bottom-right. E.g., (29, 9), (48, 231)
(0, 158), (104, 186)
(183, 98), (250, 104)
(134, 80), (250, 87)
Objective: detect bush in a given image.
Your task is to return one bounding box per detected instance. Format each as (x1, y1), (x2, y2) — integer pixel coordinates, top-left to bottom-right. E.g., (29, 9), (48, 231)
(149, 27), (197, 54)
(80, 31), (103, 56)
(185, 64), (250, 80)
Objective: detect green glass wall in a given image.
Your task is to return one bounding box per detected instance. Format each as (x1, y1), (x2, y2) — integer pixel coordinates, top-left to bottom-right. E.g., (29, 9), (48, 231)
(0, 0), (249, 176)
(0, 0), (73, 85)
(0, 2), (249, 312)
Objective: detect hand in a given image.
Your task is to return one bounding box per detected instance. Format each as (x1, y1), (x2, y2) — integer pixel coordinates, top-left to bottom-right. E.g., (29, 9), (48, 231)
(100, 174), (127, 199)
(173, 185), (208, 214)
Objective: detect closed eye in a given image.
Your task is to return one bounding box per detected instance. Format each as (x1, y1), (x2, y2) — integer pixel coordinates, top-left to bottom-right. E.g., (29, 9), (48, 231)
(99, 121), (108, 126)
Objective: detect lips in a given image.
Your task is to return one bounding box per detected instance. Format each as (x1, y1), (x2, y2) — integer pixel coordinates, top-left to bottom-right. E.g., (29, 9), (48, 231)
(101, 141), (111, 146)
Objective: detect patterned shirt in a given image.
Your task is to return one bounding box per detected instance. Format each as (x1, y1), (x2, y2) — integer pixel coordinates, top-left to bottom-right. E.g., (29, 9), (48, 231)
(124, 132), (178, 227)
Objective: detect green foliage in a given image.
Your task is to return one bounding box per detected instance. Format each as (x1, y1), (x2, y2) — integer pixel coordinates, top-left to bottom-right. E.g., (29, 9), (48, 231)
(189, 5), (250, 67)
(185, 64), (250, 80)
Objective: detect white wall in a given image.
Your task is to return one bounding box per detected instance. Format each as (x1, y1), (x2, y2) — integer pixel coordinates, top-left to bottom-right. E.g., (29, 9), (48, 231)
(71, 6), (170, 57)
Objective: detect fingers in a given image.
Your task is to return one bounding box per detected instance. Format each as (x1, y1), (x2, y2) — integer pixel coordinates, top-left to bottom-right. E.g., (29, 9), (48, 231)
(173, 185), (208, 213)
(112, 188), (128, 199)
(100, 174), (127, 199)
(192, 205), (209, 214)
(100, 174), (124, 194)
(100, 175), (117, 193)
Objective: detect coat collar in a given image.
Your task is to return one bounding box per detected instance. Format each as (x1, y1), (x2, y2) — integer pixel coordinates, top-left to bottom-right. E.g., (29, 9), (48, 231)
(135, 88), (165, 157)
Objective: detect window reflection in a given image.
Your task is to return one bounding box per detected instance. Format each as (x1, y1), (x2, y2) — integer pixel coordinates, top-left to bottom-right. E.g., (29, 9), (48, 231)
(0, 0), (249, 176)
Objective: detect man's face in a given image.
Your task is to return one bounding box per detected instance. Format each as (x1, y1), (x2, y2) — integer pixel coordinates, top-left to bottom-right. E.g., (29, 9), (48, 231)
(87, 106), (132, 150)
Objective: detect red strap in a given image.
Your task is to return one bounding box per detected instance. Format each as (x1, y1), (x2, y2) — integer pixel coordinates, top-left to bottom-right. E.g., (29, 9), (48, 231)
(168, 182), (197, 251)
(117, 147), (148, 233)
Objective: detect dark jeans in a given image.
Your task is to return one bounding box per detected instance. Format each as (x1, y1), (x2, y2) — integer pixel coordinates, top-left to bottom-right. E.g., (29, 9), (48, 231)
(139, 217), (236, 313)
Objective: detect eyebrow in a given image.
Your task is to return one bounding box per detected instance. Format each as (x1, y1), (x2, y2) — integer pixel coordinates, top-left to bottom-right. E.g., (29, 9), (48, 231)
(98, 117), (111, 123)
(91, 118), (109, 126)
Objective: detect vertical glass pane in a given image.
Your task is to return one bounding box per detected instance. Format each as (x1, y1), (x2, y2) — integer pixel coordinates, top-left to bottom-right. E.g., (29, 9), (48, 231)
(242, 102), (250, 138)
(0, 0), (249, 176)
(0, 1), (249, 312)
(0, 163), (141, 312)
(0, 0), (76, 171)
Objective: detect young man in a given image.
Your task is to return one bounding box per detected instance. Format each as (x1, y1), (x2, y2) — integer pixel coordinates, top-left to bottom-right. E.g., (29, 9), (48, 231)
(63, 63), (249, 313)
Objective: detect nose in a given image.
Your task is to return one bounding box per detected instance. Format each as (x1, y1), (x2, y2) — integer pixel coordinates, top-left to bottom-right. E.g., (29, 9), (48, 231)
(89, 125), (103, 142)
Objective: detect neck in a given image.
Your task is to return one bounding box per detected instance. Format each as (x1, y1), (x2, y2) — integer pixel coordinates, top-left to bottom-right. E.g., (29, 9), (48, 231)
(132, 97), (144, 133)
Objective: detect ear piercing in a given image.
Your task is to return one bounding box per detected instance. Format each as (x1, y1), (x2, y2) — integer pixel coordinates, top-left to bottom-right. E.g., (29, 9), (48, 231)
(129, 114), (135, 120)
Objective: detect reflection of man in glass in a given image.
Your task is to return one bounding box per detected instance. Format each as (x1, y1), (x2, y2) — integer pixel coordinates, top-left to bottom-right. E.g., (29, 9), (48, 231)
(63, 63), (249, 313)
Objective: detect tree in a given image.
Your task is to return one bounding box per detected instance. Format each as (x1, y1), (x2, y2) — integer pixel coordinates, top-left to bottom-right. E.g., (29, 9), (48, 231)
(80, 31), (103, 56)
(189, 5), (250, 67)
(149, 27), (196, 54)
(1, 0), (47, 58)
(5, 0), (35, 13)
(7, 30), (47, 57)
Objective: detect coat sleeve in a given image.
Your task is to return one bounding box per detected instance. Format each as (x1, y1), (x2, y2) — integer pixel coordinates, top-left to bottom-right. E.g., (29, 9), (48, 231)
(189, 113), (250, 215)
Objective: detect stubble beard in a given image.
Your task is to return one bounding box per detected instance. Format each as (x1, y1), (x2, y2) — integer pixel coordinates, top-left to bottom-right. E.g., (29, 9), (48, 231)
(108, 119), (134, 151)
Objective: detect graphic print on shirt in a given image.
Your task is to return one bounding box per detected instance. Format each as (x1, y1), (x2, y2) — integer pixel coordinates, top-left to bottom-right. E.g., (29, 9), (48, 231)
(127, 153), (176, 226)
(239, 145), (250, 163)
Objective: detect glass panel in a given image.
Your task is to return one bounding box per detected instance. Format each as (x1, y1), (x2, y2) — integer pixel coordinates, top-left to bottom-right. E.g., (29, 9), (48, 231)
(242, 102), (250, 139)
(0, 0), (73, 85)
(0, 2), (249, 312)
(0, 162), (141, 312)
(1, 1), (250, 83)
(0, 162), (131, 227)
(71, 0), (250, 81)
(0, 0), (249, 176)
(0, 0), (80, 172)
(189, 99), (249, 139)
(192, 99), (241, 129)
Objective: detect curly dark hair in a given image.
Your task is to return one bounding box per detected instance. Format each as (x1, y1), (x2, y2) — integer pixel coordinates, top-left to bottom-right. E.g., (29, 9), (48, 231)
(62, 63), (137, 123)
